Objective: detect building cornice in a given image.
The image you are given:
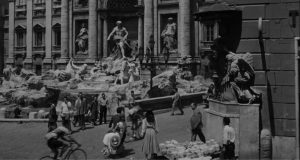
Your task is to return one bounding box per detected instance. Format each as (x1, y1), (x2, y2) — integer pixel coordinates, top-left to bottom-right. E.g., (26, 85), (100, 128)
(8, 0), (15, 3)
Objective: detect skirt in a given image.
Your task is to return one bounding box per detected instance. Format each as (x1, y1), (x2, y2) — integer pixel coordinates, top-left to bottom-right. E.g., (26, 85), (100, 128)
(142, 128), (160, 156)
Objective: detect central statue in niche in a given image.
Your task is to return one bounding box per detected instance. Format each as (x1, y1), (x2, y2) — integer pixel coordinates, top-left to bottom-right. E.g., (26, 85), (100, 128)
(76, 23), (88, 54)
(107, 21), (129, 59)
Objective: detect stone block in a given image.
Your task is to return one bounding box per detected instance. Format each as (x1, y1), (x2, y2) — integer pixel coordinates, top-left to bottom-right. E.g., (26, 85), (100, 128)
(267, 39), (295, 54)
(238, 5), (265, 20)
(270, 19), (299, 39)
(255, 71), (295, 86)
(204, 100), (260, 158)
(226, 0), (269, 5)
(29, 112), (37, 119)
(274, 119), (296, 136)
(272, 136), (296, 159)
(237, 39), (262, 53)
(241, 20), (270, 39)
(273, 103), (295, 119)
(266, 3), (289, 19)
(254, 85), (295, 103)
(252, 53), (295, 71)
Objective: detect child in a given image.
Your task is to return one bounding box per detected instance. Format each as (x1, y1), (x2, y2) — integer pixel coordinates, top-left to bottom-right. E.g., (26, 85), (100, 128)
(222, 117), (235, 160)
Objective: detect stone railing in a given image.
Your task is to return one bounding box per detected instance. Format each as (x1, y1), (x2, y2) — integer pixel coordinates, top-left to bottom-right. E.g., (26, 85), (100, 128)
(158, 0), (178, 4)
(14, 46), (26, 51)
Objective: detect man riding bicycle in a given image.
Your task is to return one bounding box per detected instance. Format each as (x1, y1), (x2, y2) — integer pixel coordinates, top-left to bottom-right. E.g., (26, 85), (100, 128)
(45, 126), (80, 160)
(107, 21), (129, 59)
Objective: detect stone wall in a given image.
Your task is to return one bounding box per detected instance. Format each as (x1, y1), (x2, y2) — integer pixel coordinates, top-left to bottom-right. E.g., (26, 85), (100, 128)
(225, 0), (299, 159)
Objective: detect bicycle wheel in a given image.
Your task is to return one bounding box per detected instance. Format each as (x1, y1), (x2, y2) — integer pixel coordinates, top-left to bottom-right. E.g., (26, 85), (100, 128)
(39, 155), (54, 160)
(67, 149), (87, 160)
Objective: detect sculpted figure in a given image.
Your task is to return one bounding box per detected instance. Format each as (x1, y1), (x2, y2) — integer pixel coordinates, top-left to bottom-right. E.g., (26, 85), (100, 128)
(161, 17), (177, 54)
(107, 21), (129, 59)
(76, 23), (88, 53)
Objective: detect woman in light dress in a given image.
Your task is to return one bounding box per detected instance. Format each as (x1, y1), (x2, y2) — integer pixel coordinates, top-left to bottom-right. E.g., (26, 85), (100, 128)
(141, 110), (160, 159)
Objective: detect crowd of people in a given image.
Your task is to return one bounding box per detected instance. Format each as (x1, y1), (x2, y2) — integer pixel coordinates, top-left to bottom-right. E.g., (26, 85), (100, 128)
(45, 90), (236, 160)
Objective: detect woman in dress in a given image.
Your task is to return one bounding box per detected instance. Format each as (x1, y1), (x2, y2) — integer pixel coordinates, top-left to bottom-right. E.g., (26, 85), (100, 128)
(141, 110), (160, 159)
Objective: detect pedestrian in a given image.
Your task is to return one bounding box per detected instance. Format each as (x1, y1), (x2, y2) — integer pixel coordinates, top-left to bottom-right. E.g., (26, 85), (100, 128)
(80, 96), (87, 130)
(61, 97), (72, 131)
(73, 93), (82, 127)
(141, 110), (160, 160)
(14, 105), (22, 118)
(109, 107), (127, 145)
(171, 88), (184, 116)
(98, 93), (108, 125)
(190, 103), (206, 143)
(127, 90), (140, 139)
(89, 95), (98, 126)
(48, 103), (58, 132)
(222, 117), (235, 160)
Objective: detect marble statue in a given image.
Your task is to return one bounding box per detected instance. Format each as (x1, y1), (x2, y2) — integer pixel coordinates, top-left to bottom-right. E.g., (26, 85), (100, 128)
(107, 21), (129, 59)
(161, 17), (177, 54)
(76, 23), (88, 54)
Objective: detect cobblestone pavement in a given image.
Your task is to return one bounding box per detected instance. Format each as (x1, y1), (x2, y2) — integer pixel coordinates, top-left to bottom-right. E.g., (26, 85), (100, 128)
(0, 108), (198, 160)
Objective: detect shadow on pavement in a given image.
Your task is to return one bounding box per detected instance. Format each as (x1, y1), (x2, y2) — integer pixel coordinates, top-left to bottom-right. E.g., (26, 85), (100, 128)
(111, 148), (135, 159)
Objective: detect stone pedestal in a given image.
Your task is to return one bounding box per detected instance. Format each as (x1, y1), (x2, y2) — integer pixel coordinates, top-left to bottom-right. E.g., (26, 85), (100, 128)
(203, 99), (260, 159)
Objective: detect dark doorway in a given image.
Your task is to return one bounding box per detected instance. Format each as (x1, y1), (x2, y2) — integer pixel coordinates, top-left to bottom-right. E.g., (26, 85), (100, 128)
(35, 65), (42, 76)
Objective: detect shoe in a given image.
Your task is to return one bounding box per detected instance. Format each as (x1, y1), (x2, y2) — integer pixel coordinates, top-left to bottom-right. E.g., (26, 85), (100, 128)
(170, 113), (174, 116)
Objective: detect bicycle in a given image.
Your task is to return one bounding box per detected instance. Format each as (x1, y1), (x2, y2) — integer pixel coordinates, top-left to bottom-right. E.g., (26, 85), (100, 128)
(39, 142), (87, 160)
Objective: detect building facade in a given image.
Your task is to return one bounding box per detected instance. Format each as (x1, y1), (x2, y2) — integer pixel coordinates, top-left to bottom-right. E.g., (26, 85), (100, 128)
(4, 0), (300, 158)
(5, 0), (201, 75)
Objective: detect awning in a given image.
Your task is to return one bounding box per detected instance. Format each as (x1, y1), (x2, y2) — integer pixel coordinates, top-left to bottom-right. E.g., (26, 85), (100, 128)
(194, 2), (241, 21)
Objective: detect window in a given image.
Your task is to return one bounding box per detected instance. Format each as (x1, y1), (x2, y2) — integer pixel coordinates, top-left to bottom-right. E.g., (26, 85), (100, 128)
(200, 21), (218, 49)
(202, 22), (217, 42)
(75, 0), (88, 8)
(52, 23), (61, 46)
(33, 24), (45, 47)
(16, 32), (25, 47)
(35, 65), (42, 75)
(15, 25), (26, 47)
(34, 0), (45, 4)
(16, 0), (26, 6)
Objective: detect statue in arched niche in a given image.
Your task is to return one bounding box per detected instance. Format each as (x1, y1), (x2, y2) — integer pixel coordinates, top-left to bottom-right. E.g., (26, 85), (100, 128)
(76, 23), (88, 54)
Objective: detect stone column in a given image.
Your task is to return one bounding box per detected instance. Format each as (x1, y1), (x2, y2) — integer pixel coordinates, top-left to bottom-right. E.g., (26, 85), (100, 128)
(103, 18), (108, 58)
(26, 0), (33, 61)
(88, 0), (97, 60)
(61, 0), (69, 59)
(45, 0), (52, 61)
(153, 0), (158, 56)
(97, 15), (102, 59)
(138, 14), (143, 48)
(69, 0), (73, 58)
(7, 0), (15, 63)
(179, 0), (191, 57)
(143, 0), (154, 53)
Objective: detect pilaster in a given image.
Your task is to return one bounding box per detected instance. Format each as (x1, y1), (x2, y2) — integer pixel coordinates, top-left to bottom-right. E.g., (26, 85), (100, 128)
(26, 0), (33, 61)
(7, 0), (15, 64)
(45, 0), (52, 62)
(179, 0), (191, 57)
(88, 0), (97, 60)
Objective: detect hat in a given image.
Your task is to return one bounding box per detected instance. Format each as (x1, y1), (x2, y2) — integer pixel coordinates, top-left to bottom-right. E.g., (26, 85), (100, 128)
(116, 21), (122, 24)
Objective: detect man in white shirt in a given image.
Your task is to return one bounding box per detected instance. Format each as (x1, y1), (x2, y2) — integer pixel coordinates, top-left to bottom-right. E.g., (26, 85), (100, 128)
(222, 117), (235, 159)
(61, 97), (72, 131)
